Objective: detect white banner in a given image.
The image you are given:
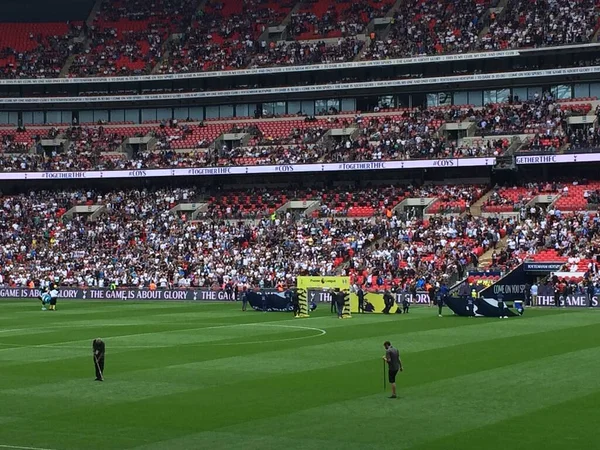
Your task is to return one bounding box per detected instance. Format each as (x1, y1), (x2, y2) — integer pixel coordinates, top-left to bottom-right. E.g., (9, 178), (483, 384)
(3, 66), (600, 104)
(0, 157), (495, 180)
(515, 153), (600, 165)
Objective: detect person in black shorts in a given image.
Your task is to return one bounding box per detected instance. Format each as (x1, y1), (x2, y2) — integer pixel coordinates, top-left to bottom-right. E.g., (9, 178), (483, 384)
(383, 341), (403, 399)
(92, 338), (105, 381)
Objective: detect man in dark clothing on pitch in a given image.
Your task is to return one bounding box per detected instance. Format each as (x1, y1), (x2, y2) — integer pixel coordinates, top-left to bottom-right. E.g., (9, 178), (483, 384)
(92, 338), (105, 381)
(336, 289), (346, 318)
(357, 286), (365, 313)
(291, 289), (301, 317)
(331, 289), (337, 314)
(382, 290), (394, 314)
(383, 341), (403, 399)
(497, 292), (506, 318)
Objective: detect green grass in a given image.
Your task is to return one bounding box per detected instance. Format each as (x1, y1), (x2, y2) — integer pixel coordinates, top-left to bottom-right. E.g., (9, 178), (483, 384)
(1, 301), (599, 450)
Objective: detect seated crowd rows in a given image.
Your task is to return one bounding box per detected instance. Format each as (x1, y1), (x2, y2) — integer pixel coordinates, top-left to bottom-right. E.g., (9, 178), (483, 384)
(2, 97), (598, 172)
(1, 0), (599, 78)
(1, 182), (599, 291)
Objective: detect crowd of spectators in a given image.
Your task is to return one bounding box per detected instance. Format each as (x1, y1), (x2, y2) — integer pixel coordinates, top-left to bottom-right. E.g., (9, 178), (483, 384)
(0, 185), (409, 288)
(508, 210), (600, 262)
(1, 134), (32, 154)
(0, 23), (82, 79)
(290, 0), (392, 40)
(363, 0), (492, 60)
(69, 28), (165, 77)
(479, 0), (600, 51)
(0, 96), (597, 173)
(251, 38), (363, 67)
(445, 93), (580, 138)
(69, 0), (196, 77)
(3, 0), (600, 79)
(346, 214), (506, 290)
(158, 0), (292, 73)
(2, 180), (600, 290)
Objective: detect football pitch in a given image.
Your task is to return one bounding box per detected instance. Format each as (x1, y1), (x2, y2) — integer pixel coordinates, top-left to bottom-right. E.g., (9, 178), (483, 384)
(1, 301), (600, 450)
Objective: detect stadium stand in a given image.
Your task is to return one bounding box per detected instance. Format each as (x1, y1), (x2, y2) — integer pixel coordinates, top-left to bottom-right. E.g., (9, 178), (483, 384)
(1, 96), (599, 172)
(1, 0), (599, 78)
(0, 22), (82, 78)
(69, 0), (197, 77)
(479, 0), (600, 51)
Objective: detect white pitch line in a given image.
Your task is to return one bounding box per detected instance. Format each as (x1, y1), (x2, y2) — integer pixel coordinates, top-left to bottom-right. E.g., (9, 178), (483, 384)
(0, 323), (327, 350)
(0, 444), (57, 450)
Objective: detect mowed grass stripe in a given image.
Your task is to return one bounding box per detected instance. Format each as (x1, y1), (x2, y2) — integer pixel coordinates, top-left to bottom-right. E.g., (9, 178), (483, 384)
(2, 309), (599, 385)
(0, 306), (590, 367)
(410, 382), (600, 450)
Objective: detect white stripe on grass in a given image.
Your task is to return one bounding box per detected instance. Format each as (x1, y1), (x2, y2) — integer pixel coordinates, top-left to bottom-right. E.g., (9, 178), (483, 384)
(0, 323), (327, 351)
(0, 444), (57, 450)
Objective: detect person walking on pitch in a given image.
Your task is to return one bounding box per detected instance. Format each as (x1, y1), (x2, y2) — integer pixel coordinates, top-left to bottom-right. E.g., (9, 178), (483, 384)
(92, 338), (105, 381)
(383, 341), (402, 399)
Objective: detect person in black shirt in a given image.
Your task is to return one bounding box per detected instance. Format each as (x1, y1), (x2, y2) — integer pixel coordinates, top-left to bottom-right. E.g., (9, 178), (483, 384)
(92, 338), (105, 381)
(553, 283), (561, 308)
(383, 341), (403, 399)
(467, 296), (475, 317)
(357, 286), (365, 314)
(587, 281), (596, 307)
(402, 293), (409, 314)
(291, 289), (300, 317)
(331, 289), (338, 314)
(497, 292), (505, 319)
(336, 289), (346, 318)
(382, 290), (394, 314)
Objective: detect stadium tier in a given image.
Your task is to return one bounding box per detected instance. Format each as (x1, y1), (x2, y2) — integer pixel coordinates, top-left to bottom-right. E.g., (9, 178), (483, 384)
(1, 181), (599, 289)
(1, 0), (600, 79)
(1, 96), (599, 174)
